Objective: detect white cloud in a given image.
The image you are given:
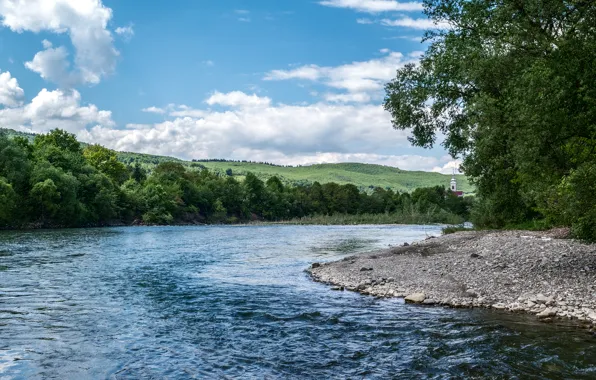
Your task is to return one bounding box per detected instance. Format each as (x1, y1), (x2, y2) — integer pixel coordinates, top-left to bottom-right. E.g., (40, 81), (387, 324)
(25, 44), (77, 87)
(324, 92), (371, 103)
(264, 50), (417, 98)
(0, 70), (24, 107)
(431, 158), (462, 174)
(237, 17), (251, 22)
(115, 25), (134, 41)
(319, 0), (423, 13)
(381, 17), (451, 29)
(205, 91), (271, 108)
(264, 65), (322, 81)
(0, 88), (114, 133)
(142, 106), (166, 114)
(79, 99), (411, 160)
(0, 0), (119, 86)
(203, 60), (215, 66)
(357, 18), (374, 24)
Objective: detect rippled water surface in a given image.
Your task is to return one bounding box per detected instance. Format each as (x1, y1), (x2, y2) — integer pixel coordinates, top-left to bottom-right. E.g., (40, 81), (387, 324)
(1, 225), (595, 379)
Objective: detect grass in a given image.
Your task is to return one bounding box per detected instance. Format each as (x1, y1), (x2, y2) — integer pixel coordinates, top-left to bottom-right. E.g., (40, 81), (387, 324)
(196, 161), (473, 193)
(2, 127), (474, 193)
(263, 210), (465, 226)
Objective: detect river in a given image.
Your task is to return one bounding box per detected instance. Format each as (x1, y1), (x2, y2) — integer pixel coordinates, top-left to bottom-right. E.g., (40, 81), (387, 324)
(1, 225), (595, 379)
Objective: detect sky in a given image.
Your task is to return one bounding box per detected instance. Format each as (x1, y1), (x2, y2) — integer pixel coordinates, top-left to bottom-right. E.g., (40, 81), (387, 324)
(0, 0), (459, 173)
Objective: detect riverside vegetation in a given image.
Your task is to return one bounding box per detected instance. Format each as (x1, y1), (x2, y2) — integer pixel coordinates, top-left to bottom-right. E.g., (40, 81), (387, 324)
(385, 0), (596, 241)
(0, 129), (471, 229)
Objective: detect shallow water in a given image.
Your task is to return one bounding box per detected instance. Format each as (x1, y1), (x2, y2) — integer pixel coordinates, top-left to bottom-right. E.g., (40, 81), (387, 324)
(0, 225), (595, 379)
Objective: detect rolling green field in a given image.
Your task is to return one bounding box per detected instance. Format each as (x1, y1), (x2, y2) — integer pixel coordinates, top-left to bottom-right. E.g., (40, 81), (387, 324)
(1, 128), (473, 193)
(190, 161), (472, 193)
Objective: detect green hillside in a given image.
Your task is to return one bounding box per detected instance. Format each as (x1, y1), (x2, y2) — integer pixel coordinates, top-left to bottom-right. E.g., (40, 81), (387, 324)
(1, 128), (472, 193)
(190, 161), (472, 193)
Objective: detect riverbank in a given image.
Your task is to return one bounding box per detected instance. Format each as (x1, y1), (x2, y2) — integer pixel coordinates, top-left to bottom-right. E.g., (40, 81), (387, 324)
(309, 229), (596, 330)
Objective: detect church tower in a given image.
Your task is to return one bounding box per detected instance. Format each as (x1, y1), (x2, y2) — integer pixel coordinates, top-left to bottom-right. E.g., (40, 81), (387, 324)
(450, 169), (457, 192)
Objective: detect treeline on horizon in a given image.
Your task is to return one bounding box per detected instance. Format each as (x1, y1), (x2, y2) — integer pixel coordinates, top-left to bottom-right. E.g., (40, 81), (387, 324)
(384, 0), (596, 240)
(191, 158), (289, 167)
(0, 129), (471, 229)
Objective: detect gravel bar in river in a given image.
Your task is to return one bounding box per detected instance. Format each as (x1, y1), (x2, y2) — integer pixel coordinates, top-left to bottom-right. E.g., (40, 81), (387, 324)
(309, 229), (596, 330)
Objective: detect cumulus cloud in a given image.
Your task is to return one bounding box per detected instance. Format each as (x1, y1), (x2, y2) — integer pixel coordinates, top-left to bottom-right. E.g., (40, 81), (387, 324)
(79, 99), (409, 159)
(25, 44), (78, 87)
(205, 91), (271, 108)
(319, 0), (423, 13)
(82, 103), (455, 170)
(0, 0), (119, 86)
(0, 87), (114, 133)
(431, 158), (462, 174)
(0, 70), (24, 107)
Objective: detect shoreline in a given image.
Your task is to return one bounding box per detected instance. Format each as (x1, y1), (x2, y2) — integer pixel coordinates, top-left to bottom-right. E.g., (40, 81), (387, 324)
(0, 221), (447, 232)
(308, 229), (596, 331)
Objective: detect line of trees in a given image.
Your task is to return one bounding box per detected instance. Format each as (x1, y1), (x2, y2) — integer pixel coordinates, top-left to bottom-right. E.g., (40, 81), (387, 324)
(0, 129), (471, 228)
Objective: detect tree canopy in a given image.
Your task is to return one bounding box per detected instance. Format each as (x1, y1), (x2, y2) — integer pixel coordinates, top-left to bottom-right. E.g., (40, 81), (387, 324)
(385, 0), (596, 239)
(0, 129), (470, 228)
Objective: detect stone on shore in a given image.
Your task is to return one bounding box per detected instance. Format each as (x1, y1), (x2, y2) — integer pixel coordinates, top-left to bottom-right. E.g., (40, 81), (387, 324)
(405, 293), (426, 303)
(537, 308), (557, 319)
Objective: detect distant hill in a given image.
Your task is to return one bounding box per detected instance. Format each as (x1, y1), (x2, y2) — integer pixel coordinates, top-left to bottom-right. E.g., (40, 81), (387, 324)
(1, 128), (473, 193)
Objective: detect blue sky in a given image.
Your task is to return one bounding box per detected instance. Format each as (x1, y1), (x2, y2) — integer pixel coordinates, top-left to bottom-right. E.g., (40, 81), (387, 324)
(0, 0), (458, 172)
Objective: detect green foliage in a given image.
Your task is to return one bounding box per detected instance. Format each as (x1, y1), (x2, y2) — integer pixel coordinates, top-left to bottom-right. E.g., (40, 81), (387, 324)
(0, 177), (17, 227)
(384, 0), (596, 239)
(83, 144), (128, 184)
(4, 128), (473, 193)
(0, 128), (472, 228)
(30, 179), (61, 223)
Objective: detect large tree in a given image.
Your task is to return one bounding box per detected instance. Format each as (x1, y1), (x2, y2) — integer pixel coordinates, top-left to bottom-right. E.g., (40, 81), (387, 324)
(384, 0), (596, 237)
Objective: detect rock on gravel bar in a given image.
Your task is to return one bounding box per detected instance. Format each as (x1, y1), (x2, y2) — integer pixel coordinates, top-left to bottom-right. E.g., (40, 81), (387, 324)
(308, 229), (596, 330)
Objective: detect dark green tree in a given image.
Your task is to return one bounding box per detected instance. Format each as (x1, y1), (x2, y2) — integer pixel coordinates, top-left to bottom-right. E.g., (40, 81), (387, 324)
(384, 0), (596, 237)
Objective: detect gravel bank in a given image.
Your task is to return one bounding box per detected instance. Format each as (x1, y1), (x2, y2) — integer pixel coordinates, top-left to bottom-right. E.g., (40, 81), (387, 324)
(309, 229), (596, 329)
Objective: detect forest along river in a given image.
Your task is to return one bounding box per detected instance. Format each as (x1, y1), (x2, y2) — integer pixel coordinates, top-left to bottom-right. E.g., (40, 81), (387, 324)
(1, 225), (595, 379)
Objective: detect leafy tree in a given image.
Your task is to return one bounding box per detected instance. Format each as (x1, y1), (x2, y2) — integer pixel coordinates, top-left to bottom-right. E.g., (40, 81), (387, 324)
(141, 182), (182, 224)
(84, 144), (128, 184)
(0, 178), (17, 227)
(384, 0), (596, 238)
(0, 135), (31, 194)
(34, 129), (82, 154)
(131, 163), (147, 183)
(30, 179), (60, 224)
(244, 172), (267, 216)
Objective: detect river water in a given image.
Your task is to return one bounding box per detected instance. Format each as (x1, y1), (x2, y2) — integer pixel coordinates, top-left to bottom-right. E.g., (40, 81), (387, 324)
(1, 225), (595, 379)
